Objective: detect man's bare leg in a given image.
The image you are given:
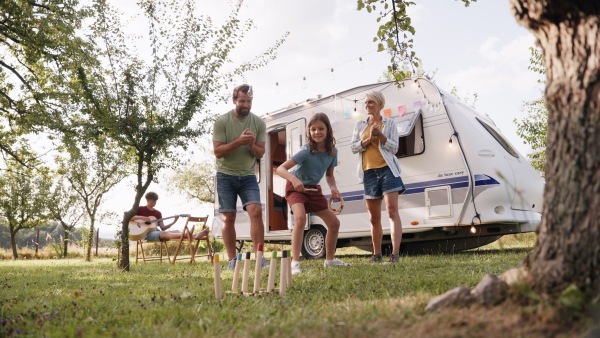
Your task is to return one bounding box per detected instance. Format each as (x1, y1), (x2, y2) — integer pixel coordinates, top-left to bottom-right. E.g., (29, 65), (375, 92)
(245, 203), (264, 252)
(221, 212), (238, 260)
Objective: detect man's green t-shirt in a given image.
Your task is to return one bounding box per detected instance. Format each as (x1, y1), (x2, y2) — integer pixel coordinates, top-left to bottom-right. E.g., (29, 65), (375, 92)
(213, 110), (266, 176)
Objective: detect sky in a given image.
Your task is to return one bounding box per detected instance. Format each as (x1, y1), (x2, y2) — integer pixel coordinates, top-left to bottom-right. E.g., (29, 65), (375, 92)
(98, 0), (543, 238)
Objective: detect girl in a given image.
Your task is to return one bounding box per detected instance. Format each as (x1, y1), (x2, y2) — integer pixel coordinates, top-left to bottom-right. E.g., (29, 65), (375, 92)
(276, 113), (350, 275)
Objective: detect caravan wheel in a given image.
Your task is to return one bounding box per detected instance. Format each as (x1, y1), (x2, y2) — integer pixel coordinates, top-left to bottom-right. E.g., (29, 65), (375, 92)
(301, 225), (327, 259)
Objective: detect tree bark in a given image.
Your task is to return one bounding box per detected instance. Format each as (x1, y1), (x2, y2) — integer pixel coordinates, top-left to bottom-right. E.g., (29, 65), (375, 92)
(85, 220), (95, 262)
(511, 0), (600, 293)
(63, 229), (70, 258)
(10, 229), (18, 259)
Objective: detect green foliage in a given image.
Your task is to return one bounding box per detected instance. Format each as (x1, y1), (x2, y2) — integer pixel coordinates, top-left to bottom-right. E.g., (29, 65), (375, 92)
(358, 0), (476, 82)
(0, 221), (86, 251)
(0, 0), (91, 162)
(450, 85), (479, 109)
(514, 47), (547, 174)
(58, 0), (287, 270)
(55, 138), (128, 262)
(0, 145), (52, 258)
(558, 284), (586, 312)
(166, 162), (215, 204)
(377, 60), (437, 83)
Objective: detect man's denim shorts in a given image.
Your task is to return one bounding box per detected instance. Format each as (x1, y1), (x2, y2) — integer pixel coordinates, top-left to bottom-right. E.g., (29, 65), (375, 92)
(363, 166), (406, 199)
(216, 172), (261, 213)
(145, 230), (165, 242)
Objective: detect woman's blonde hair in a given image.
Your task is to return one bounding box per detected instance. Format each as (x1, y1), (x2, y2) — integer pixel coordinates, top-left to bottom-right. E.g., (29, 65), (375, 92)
(365, 90), (385, 109)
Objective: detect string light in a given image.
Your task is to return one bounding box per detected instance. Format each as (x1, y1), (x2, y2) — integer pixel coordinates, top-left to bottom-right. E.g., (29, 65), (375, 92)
(301, 76), (307, 89)
(359, 57), (365, 69)
(330, 68), (335, 80)
(275, 82), (280, 94)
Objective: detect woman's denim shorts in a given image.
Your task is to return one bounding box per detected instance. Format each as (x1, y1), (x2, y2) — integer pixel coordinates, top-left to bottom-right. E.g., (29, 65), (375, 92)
(363, 166), (406, 199)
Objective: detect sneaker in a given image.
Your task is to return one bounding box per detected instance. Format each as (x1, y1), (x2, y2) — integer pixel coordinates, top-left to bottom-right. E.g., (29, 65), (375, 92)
(324, 258), (351, 267)
(368, 253), (383, 263)
(383, 254), (399, 265)
(291, 261), (302, 275)
(227, 258), (236, 270)
(261, 255), (269, 269)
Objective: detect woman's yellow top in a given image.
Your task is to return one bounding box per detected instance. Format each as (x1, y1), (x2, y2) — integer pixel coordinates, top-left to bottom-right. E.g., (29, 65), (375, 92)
(361, 121), (387, 171)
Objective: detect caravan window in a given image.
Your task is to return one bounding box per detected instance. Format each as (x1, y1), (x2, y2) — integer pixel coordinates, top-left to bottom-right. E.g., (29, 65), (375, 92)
(396, 112), (425, 158)
(476, 117), (519, 158)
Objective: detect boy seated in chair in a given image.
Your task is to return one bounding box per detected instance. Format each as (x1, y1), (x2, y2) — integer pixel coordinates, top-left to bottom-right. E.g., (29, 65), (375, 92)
(132, 191), (209, 241)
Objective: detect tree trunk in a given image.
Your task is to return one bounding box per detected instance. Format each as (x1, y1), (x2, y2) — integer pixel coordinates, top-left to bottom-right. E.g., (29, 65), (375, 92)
(63, 229), (70, 258)
(85, 220), (94, 262)
(511, 0), (600, 293)
(10, 230), (18, 259)
(119, 212), (133, 271)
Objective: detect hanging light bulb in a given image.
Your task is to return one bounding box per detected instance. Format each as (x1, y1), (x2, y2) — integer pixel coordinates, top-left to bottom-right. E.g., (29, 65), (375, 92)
(301, 76), (307, 89)
(275, 82), (280, 94)
(359, 57), (365, 69)
(330, 68), (335, 80)
(448, 136), (453, 148)
(470, 226), (477, 234)
(413, 81), (421, 94)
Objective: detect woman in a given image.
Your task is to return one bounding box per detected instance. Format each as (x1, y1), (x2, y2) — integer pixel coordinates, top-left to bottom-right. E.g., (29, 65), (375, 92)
(351, 90), (405, 264)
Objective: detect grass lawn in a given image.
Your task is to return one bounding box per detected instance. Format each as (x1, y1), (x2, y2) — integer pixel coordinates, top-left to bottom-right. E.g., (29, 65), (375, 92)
(0, 234), (590, 337)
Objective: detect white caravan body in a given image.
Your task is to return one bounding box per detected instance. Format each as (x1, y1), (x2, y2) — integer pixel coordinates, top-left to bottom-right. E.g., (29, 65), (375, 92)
(212, 79), (544, 258)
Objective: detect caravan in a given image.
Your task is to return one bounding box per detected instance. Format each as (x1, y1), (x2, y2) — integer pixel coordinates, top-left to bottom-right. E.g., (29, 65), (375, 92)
(212, 79), (544, 259)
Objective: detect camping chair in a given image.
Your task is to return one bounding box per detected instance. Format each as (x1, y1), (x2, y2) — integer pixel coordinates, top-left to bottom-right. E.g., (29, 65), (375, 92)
(135, 240), (171, 263)
(171, 215), (213, 264)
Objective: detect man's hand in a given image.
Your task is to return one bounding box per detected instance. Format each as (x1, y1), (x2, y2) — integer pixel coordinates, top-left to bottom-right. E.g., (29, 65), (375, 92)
(238, 128), (256, 146)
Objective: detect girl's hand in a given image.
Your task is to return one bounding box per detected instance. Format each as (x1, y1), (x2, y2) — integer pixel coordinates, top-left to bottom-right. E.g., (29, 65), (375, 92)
(331, 188), (341, 201)
(292, 178), (305, 192)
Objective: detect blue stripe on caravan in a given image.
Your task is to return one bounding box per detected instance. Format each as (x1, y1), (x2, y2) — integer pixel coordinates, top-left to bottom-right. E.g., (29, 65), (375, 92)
(213, 174), (503, 213)
(327, 174), (500, 199)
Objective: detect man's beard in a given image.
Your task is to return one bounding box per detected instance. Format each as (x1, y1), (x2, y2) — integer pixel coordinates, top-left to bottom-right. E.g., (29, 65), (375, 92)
(237, 108), (250, 116)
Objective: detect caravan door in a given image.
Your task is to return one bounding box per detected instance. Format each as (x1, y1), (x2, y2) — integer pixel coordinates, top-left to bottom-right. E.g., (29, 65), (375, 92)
(286, 118), (306, 230)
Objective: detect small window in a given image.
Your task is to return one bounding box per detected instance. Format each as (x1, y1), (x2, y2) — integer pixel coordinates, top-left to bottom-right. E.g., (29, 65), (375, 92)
(477, 117), (519, 158)
(396, 114), (425, 158)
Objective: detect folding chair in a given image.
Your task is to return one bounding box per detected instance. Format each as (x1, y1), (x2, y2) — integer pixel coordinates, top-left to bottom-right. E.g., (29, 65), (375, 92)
(135, 240), (171, 263)
(171, 215), (213, 264)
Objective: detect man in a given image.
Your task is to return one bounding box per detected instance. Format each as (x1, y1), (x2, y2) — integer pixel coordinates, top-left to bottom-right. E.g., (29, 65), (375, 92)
(132, 191), (208, 241)
(213, 84), (267, 269)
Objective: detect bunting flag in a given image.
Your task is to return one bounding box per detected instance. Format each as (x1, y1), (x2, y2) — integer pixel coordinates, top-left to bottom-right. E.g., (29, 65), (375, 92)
(413, 101), (422, 113)
(344, 106), (351, 119)
(383, 108), (392, 118)
(398, 105), (406, 117)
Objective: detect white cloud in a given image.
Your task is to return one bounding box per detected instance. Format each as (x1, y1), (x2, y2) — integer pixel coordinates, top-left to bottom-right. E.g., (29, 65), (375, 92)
(406, 3), (427, 24)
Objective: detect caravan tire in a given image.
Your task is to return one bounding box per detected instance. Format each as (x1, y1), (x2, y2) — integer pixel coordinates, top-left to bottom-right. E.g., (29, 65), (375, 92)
(301, 225), (327, 259)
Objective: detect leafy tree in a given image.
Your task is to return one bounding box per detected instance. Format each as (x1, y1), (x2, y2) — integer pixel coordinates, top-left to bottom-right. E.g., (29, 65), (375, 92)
(0, 0), (90, 162)
(0, 147), (51, 258)
(66, 0), (286, 270)
(515, 47), (547, 173)
(361, 0), (600, 296)
(46, 176), (86, 257)
(56, 139), (128, 262)
(166, 162), (215, 205)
